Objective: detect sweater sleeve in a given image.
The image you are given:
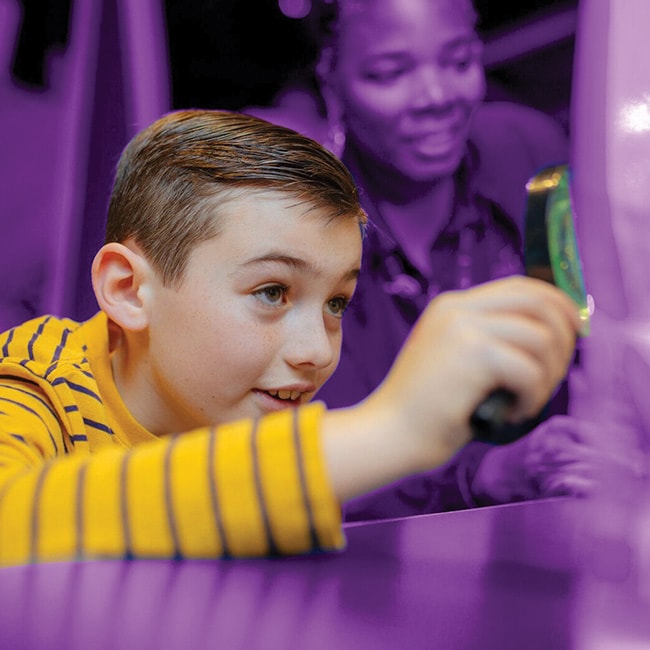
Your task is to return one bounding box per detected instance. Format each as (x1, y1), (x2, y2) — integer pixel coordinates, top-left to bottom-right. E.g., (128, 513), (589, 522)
(0, 389), (344, 566)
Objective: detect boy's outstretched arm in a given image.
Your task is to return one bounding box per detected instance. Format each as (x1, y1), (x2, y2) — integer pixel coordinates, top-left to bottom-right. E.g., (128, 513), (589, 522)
(321, 276), (581, 502)
(0, 277), (580, 566)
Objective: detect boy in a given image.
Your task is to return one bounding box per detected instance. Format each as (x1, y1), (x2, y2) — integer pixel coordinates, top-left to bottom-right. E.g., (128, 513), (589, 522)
(0, 110), (580, 566)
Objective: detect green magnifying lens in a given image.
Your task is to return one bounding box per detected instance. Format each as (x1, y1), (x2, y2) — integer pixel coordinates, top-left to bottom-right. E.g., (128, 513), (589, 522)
(471, 164), (591, 443)
(524, 164), (590, 334)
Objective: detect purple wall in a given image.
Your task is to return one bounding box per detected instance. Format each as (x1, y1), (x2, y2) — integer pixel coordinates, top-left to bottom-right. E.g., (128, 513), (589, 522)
(0, 0), (170, 327)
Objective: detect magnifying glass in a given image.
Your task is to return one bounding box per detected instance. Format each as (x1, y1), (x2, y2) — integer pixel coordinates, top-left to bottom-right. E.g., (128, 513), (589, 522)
(471, 164), (592, 443)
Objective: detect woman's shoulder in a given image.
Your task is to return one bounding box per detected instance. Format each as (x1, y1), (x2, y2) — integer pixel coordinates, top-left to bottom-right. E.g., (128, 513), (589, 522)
(469, 101), (569, 224)
(470, 101), (568, 164)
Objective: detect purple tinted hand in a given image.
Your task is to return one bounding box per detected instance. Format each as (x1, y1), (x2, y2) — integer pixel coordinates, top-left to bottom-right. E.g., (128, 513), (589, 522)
(470, 415), (647, 504)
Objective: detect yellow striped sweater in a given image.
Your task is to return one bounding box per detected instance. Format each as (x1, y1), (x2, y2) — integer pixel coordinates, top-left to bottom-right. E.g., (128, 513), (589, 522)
(0, 313), (344, 566)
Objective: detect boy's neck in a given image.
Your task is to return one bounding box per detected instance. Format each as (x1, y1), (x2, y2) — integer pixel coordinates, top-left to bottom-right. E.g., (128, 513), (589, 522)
(109, 327), (165, 437)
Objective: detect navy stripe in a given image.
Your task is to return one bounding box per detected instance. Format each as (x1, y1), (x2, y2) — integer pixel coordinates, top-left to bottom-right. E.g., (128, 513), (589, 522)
(0, 374), (40, 389)
(0, 374), (83, 454)
(64, 405), (79, 412)
(27, 317), (50, 362)
(251, 420), (278, 555)
(50, 327), (71, 364)
(45, 364), (94, 382)
(75, 461), (88, 558)
(2, 383), (60, 422)
(9, 433), (26, 444)
(0, 397), (62, 456)
(0, 380), (67, 454)
(0, 396), (47, 422)
(44, 364), (59, 379)
(292, 410), (319, 549)
(30, 464), (52, 563)
(52, 377), (102, 403)
(120, 454), (132, 558)
(82, 418), (113, 435)
(2, 387), (62, 454)
(70, 434), (88, 443)
(164, 436), (182, 558)
(0, 385), (62, 454)
(48, 430), (60, 454)
(1, 329), (14, 358)
(207, 428), (230, 558)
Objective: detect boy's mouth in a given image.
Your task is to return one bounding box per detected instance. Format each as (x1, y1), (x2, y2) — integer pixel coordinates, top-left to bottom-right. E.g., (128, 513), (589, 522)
(265, 389), (303, 401)
(253, 386), (315, 410)
(254, 389), (302, 408)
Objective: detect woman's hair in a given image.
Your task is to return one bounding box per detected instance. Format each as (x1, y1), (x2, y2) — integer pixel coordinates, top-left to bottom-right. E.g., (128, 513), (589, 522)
(106, 109), (366, 287)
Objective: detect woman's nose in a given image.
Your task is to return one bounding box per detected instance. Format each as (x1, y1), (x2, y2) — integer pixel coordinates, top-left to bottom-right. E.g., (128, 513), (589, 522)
(412, 65), (450, 108)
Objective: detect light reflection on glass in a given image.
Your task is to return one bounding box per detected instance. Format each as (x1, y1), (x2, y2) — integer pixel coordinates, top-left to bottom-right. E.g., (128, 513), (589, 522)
(619, 96), (650, 133)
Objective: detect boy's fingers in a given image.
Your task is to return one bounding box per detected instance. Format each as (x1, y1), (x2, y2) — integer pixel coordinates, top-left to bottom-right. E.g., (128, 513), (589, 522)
(385, 275), (583, 452)
(465, 276), (583, 334)
(478, 313), (574, 391)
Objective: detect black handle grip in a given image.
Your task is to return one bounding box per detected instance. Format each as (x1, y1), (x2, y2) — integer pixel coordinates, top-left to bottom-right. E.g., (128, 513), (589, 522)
(470, 389), (516, 443)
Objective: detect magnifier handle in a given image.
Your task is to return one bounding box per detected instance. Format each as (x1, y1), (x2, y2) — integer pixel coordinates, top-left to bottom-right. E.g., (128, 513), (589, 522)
(470, 389), (516, 443)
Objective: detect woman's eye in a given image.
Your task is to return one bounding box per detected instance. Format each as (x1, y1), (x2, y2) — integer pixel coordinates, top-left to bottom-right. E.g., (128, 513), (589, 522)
(326, 296), (350, 318)
(365, 67), (405, 83)
(452, 56), (472, 71)
(446, 43), (483, 72)
(253, 284), (288, 306)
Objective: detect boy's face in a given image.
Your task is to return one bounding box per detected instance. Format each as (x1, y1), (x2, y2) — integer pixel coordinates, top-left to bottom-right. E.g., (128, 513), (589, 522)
(140, 190), (362, 432)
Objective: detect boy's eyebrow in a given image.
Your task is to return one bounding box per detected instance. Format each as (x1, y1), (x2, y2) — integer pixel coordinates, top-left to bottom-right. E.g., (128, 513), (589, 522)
(236, 252), (360, 281)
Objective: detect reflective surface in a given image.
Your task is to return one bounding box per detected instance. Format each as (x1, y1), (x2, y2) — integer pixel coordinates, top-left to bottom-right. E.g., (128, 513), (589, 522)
(0, 499), (586, 650)
(569, 0), (650, 474)
(1, 496), (648, 649)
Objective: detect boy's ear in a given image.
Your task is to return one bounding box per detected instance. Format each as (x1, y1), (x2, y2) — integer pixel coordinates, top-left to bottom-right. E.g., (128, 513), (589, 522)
(91, 242), (154, 332)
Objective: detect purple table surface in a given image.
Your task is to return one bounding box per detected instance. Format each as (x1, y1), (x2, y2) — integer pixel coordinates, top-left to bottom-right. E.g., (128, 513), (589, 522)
(1, 496), (646, 650)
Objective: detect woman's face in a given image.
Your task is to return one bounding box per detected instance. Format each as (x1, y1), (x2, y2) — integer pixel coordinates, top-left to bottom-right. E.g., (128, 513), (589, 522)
(328, 0), (485, 183)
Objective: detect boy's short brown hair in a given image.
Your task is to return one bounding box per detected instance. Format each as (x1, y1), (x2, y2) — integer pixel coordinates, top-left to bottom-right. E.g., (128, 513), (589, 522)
(106, 109), (366, 287)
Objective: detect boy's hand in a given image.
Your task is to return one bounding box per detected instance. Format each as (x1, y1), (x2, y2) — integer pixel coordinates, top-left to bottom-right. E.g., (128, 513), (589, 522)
(322, 276), (582, 502)
(369, 276), (582, 473)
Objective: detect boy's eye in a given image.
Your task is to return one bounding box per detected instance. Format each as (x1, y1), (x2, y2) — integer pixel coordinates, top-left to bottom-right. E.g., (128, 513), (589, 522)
(253, 284), (289, 306)
(326, 296), (350, 318)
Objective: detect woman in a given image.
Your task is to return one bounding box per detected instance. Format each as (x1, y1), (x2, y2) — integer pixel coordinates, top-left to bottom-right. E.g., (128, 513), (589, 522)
(310, 0), (567, 406)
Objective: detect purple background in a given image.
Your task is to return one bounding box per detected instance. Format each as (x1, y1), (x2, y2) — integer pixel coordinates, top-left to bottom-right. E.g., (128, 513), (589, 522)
(1, 1), (650, 646)
(1, 0), (578, 325)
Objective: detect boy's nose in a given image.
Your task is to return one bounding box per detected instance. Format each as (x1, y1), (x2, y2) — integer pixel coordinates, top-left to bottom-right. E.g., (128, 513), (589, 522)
(285, 313), (336, 370)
